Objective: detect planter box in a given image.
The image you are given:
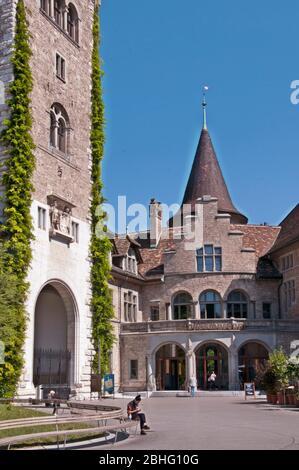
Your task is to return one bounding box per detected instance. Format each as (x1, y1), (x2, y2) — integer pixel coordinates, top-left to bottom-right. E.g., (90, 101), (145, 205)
(277, 392), (285, 405)
(268, 394), (277, 404)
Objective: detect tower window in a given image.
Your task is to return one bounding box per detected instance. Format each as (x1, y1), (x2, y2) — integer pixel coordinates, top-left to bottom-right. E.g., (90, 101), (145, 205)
(54, 0), (63, 27)
(72, 222), (79, 243)
(50, 103), (69, 156)
(56, 53), (66, 81)
(38, 207), (46, 230)
(67, 3), (79, 43)
(196, 245), (222, 272)
(41, 0), (50, 15)
(40, 1), (80, 46)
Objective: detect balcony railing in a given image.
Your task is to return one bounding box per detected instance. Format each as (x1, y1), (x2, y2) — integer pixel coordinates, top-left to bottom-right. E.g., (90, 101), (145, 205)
(120, 318), (278, 333)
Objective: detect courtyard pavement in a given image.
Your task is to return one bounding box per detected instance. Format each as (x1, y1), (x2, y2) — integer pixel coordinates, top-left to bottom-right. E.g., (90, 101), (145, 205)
(89, 396), (299, 450)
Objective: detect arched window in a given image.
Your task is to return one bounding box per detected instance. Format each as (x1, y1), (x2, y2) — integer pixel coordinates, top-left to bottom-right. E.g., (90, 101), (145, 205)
(41, 0), (50, 15)
(57, 118), (66, 153)
(173, 292), (193, 320)
(227, 291), (248, 319)
(67, 3), (79, 43)
(200, 291), (222, 319)
(50, 112), (57, 147)
(50, 104), (69, 155)
(54, 0), (64, 28)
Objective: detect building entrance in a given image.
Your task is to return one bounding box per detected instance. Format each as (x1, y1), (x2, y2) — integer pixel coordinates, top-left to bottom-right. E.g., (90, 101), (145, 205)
(156, 344), (186, 390)
(196, 343), (229, 389)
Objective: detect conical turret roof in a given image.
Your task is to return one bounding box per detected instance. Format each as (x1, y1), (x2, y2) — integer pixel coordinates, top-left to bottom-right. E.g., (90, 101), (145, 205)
(182, 128), (248, 224)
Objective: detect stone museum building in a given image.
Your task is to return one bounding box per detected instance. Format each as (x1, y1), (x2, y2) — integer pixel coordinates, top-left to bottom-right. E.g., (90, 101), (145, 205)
(1, 1), (299, 398)
(110, 120), (299, 393)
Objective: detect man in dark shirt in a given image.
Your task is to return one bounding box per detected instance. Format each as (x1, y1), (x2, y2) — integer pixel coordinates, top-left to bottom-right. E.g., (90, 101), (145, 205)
(127, 395), (150, 435)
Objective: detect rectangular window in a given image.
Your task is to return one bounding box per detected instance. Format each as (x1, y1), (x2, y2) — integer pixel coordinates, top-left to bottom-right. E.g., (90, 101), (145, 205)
(124, 291), (137, 322)
(38, 207), (46, 230)
(72, 221), (79, 243)
(150, 306), (159, 321)
(262, 303), (271, 319)
(196, 245), (222, 272)
(281, 254), (294, 272)
(56, 53), (66, 81)
(283, 280), (296, 312)
(129, 360), (138, 380)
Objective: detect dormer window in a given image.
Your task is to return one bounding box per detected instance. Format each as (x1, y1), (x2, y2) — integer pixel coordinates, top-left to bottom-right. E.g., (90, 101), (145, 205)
(125, 248), (137, 274)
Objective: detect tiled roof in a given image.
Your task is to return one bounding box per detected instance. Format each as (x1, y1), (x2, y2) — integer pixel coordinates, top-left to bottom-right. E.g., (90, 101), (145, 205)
(232, 224), (280, 259)
(136, 230), (177, 277)
(268, 204), (299, 253)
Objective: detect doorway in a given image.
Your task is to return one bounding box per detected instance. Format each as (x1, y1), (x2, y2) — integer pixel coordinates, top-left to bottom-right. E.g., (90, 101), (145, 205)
(155, 344), (186, 390)
(196, 343), (229, 389)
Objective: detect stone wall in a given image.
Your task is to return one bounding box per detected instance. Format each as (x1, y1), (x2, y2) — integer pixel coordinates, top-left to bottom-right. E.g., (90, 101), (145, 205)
(271, 241), (299, 320)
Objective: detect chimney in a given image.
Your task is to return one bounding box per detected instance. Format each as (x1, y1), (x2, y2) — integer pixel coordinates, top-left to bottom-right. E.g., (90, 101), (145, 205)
(149, 198), (162, 248)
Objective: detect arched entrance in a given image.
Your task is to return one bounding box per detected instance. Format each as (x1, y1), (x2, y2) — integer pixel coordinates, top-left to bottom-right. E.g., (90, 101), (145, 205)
(196, 343), (229, 389)
(238, 342), (269, 386)
(155, 344), (186, 390)
(33, 282), (77, 397)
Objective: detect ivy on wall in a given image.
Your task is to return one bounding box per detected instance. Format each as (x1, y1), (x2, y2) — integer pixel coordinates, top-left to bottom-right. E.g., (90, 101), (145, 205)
(0, 0), (35, 396)
(90, 6), (115, 375)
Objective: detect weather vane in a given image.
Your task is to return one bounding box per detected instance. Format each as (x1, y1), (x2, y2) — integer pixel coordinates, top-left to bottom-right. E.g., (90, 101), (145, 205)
(202, 85), (209, 130)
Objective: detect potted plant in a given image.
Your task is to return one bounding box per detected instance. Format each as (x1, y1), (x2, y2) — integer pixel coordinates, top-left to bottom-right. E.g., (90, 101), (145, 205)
(269, 349), (289, 405)
(255, 365), (277, 403)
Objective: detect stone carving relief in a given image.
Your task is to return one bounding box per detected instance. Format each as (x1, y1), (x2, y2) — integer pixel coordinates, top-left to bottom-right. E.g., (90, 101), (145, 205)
(48, 195), (75, 242)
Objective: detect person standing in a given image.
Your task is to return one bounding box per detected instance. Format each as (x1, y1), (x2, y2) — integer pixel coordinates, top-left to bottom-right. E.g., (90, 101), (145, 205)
(127, 395), (150, 435)
(189, 375), (197, 397)
(208, 371), (217, 390)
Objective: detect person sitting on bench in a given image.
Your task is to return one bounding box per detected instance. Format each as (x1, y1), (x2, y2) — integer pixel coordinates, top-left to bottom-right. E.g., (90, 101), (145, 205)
(127, 395), (150, 435)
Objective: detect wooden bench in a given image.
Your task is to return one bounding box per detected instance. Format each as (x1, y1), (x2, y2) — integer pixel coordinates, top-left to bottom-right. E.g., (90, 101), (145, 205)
(0, 420), (138, 450)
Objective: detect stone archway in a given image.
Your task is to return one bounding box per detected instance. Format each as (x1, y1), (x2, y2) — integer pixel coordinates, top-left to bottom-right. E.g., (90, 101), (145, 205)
(33, 281), (78, 397)
(195, 342), (229, 390)
(238, 341), (269, 386)
(155, 344), (186, 391)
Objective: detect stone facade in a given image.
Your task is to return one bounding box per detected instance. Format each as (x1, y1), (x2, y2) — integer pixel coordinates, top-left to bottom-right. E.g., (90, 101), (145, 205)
(110, 130), (299, 392)
(0, 0), (96, 398)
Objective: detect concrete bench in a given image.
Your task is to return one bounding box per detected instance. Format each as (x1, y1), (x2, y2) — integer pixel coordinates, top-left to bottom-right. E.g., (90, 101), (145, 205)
(0, 414), (122, 432)
(0, 420), (138, 450)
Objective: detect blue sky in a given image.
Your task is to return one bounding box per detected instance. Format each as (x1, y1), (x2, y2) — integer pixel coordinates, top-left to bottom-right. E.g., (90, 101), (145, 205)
(101, 0), (299, 229)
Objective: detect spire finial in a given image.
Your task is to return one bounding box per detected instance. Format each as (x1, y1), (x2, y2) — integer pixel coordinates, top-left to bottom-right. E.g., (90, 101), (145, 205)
(202, 85), (209, 130)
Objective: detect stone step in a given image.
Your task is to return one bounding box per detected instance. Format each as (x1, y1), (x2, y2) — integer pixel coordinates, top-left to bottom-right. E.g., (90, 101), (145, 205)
(150, 390), (266, 398)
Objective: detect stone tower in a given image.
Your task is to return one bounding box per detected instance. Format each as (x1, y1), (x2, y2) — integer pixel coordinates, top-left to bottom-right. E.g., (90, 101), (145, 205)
(0, 0), (96, 398)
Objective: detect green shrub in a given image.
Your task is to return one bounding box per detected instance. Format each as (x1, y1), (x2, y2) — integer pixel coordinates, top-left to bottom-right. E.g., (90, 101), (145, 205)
(0, 0), (34, 396)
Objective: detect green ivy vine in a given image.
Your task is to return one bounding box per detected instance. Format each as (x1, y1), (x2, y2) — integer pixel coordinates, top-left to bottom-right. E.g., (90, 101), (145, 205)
(90, 6), (115, 376)
(0, 0), (35, 396)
